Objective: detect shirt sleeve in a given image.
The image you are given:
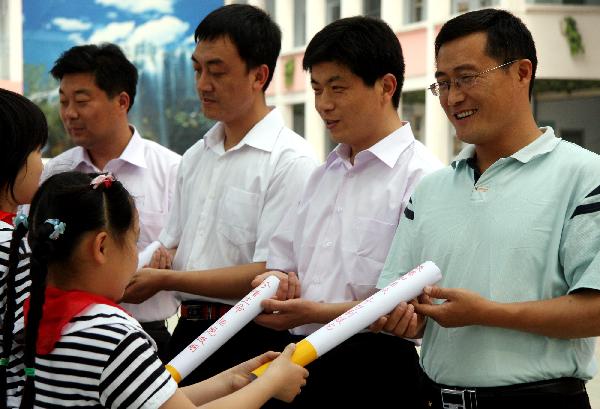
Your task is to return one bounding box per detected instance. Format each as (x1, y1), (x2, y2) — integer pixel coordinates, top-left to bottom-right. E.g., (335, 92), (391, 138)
(560, 182), (600, 294)
(253, 155), (317, 262)
(266, 203), (300, 272)
(159, 160), (184, 249)
(99, 330), (177, 409)
(377, 196), (419, 289)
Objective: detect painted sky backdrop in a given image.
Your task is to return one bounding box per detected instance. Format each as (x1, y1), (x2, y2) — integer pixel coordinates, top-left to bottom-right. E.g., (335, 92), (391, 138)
(23, 0), (223, 156)
(24, 0), (222, 69)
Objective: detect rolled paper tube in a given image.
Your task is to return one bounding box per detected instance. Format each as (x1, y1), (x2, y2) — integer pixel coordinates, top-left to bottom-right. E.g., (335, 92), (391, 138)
(166, 275), (281, 383)
(251, 261), (442, 377)
(137, 241), (162, 270)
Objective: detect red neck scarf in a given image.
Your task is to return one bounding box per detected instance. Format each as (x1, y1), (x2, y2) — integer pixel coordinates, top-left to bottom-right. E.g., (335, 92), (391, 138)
(24, 286), (127, 354)
(0, 210), (15, 226)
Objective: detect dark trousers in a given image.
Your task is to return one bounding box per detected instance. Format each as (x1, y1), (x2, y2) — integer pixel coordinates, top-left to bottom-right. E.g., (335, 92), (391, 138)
(168, 317), (291, 408)
(141, 320), (171, 363)
(424, 376), (591, 409)
(286, 332), (427, 408)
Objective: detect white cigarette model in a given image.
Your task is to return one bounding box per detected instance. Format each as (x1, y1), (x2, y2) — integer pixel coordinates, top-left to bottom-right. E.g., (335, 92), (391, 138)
(252, 261), (442, 377)
(165, 275), (281, 383)
(137, 241), (162, 270)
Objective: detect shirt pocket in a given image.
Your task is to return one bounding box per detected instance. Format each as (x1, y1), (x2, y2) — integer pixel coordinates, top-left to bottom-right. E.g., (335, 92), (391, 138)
(352, 216), (397, 264)
(217, 187), (260, 246)
(137, 208), (167, 249)
(342, 217), (398, 300)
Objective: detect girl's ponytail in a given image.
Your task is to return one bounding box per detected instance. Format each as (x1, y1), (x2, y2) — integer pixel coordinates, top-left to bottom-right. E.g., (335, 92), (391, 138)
(0, 220), (28, 409)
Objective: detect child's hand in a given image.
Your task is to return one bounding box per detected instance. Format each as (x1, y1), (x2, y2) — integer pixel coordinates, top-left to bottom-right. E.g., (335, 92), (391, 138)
(261, 343), (308, 402)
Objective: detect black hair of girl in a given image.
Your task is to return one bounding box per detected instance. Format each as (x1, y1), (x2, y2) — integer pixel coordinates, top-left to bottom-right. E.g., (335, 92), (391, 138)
(0, 89), (48, 409)
(0, 89), (48, 204)
(19, 171), (135, 409)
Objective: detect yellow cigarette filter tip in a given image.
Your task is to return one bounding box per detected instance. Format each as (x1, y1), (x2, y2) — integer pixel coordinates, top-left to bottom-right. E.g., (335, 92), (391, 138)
(165, 364), (182, 384)
(251, 339), (318, 378)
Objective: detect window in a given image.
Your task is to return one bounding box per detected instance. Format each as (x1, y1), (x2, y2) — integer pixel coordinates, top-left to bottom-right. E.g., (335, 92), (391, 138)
(292, 103), (305, 137)
(326, 0), (341, 23)
(0, 1), (9, 78)
(294, 0), (306, 47)
(265, 0), (276, 18)
(529, 0), (600, 3)
(452, 0), (499, 13)
(363, 0), (381, 18)
(406, 0), (426, 24)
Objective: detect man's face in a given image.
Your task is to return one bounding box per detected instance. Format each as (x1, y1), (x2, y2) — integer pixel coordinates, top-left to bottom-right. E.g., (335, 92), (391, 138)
(58, 73), (123, 150)
(310, 61), (384, 153)
(192, 36), (260, 124)
(435, 32), (519, 146)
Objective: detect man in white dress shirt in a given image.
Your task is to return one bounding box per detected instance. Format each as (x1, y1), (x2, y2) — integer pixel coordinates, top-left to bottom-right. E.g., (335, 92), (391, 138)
(122, 5), (317, 395)
(251, 17), (442, 408)
(42, 43), (181, 360)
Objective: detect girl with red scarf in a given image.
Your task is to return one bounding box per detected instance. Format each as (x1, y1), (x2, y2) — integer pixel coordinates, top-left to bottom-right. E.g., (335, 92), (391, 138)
(19, 171), (307, 409)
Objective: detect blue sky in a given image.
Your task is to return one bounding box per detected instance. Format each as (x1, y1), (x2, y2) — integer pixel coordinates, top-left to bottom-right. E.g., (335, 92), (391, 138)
(24, 0), (223, 69)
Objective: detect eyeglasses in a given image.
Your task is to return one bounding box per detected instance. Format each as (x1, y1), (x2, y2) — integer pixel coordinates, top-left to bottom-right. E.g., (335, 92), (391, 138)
(428, 60), (518, 97)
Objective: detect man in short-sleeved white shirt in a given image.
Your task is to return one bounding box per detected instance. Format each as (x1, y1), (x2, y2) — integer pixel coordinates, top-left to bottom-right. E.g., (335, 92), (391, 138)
(43, 43), (181, 360)
(122, 6), (317, 394)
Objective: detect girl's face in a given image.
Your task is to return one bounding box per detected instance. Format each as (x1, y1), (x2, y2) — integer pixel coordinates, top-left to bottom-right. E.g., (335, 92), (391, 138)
(13, 148), (44, 207)
(108, 210), (140, 301)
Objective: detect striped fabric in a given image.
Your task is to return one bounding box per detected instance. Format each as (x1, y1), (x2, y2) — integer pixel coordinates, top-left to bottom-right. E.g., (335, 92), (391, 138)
(0, 223), (31, 408)
(32, 304), (176, 408)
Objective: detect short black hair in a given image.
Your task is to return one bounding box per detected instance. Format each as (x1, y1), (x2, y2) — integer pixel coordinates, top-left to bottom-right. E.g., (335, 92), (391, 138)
(435, 9), (538, 99)
(302, 16), (405, 109)
(194, 4), (282, 91)
(0, 88), (48, 203)
(50, 43), (138, 110)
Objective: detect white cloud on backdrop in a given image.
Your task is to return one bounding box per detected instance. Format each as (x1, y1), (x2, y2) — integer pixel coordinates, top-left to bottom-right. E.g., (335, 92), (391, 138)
(88, 21), (135, 43)
(52, 17), (92, 31)
(127, 16), (189, 47)
(95, 0), (174, 14)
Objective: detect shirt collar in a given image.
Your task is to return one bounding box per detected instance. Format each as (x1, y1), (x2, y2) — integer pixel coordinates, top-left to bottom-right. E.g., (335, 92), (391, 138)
(118, 126), (147, 168)
(326, 122), (416, 169)
(451, 127), (559, 169)
(70, 125), (146, 169)
(204, 108), (284, 153)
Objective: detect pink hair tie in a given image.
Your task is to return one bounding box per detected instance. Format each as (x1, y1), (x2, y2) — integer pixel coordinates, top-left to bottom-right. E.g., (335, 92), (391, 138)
(90, 173), (116, 189)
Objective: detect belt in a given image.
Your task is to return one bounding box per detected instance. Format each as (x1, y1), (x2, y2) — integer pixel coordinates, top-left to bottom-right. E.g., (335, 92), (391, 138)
(140, 320), (167, 330)
(427, 376), (586, 409)
(180, 301), (231, 321)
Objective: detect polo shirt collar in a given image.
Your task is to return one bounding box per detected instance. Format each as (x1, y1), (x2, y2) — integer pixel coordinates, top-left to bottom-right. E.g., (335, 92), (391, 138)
(70, 125), (146, 170)
(451, 127), (559, 169)
(510, 127), (559, 163)
(204, 107), (283, 153)
(326, 121), (415, 169)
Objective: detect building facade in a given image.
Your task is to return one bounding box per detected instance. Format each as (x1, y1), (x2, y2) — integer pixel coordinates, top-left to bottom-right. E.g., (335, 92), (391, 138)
(232, 0), (600, 163)
(0, 0), (23, 93)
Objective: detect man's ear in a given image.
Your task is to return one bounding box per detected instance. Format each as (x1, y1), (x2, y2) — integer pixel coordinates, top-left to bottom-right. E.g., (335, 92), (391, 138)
(92, 231), (109, 264)
(117, 92), (131, 112)
(380, 73), (397, 105)
(515, 59), (533, 92)
(252, 64), (270, 91)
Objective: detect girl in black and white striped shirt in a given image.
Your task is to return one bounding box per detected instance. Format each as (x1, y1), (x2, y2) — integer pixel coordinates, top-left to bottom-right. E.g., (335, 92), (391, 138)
(17, 171), (307, 409)
(0, 88), (47, 409)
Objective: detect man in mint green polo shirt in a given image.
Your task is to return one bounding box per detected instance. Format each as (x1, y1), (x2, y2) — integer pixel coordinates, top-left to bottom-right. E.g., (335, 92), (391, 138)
(375, 9), (600, 409)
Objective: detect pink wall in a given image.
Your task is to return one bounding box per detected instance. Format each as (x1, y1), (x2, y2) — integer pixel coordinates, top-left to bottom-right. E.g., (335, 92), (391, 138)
(268, 51), (306, 96)
(398, 28), (428, 78)
(0, 80), (23, 94)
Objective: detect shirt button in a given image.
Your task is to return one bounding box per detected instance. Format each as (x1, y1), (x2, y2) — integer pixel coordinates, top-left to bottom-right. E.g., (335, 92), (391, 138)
(324, 241), (332, 248)
(336, 207), (343, 213)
